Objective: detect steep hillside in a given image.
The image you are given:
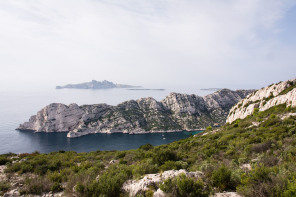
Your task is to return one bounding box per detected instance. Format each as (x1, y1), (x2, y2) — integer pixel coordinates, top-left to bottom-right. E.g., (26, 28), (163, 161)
(227, 78), (296, 123)
(17, 89), (253, 138)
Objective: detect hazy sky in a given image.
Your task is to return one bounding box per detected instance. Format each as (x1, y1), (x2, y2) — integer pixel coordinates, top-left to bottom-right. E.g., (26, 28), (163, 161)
(0, 0), (296, 91)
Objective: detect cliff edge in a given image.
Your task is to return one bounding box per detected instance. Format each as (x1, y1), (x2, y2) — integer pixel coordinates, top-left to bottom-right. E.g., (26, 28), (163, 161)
(226, 78), (296, 123)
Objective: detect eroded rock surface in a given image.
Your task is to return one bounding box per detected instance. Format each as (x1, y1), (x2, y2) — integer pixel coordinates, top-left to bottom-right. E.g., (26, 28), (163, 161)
(122, 169), (204, 197)
(227, 78), (296, 123)
(17, 89), (253, 138)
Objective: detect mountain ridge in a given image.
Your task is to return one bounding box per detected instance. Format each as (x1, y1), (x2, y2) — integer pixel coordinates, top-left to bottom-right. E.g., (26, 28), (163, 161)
(227, 78), (296, 123)
(17, 89), (254, 138)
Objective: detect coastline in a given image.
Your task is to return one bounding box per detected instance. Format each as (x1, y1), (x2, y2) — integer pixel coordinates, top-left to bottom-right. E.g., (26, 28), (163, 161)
(67, 128), (205, 138)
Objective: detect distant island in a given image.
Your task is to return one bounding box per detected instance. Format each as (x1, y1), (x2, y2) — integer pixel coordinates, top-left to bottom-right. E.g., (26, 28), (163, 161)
(56, 80), (141, 89)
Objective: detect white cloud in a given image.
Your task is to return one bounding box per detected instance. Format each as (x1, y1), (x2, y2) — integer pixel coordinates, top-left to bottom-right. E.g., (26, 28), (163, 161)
(0, 0), (295, 91)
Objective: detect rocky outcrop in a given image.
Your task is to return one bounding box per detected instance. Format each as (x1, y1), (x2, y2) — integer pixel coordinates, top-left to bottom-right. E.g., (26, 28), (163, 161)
(56, 80), (140, 89)
(17, 89), (253, 138)
(211, 192), (243, 197)
(227, 78), (296, 123)
(122, 169), (204, 197)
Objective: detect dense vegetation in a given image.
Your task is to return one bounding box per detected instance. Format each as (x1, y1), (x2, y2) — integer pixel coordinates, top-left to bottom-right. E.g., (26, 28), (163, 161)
(1, 104), (296, 196)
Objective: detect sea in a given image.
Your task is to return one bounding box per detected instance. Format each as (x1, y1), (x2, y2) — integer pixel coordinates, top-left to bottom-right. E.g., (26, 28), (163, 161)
(0, 87), (214, 154)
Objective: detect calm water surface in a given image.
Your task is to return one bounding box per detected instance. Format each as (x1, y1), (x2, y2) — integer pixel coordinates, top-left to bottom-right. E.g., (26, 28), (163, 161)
(0, 88), (211, 154)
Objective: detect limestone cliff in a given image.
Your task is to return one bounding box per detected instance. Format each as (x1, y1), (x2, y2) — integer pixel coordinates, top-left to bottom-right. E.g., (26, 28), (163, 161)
(17, 89), (253, 138)
(226, 78), (296, 123)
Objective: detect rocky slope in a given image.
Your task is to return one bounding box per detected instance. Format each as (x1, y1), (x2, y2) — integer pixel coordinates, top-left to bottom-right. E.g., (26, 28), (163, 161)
(226, 78), (296, 123)
(56, 80), (140, 89)
(122, 169), (204, 197)
(17, 89), (253, 138)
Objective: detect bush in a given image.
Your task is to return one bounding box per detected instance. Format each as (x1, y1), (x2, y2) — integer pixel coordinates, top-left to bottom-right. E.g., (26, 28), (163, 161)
(270, 114), (276, 119)
(139, 144), (154, 151)
(115, 151), (126, 159)
(251, 141), (272, 153)
(0, 157), (9, 165)
(211, 165), (235, 191)
(159, 174), (208, 197)
(48, 171), (63, 183)
(283, 177), (296, 197)
(253, 108), (259, 114)
(21, 177), (51, 195)
(152, 149), (177, 165)
(206, 126), (212, 131)
(0, 181), (10, 195)
(51, 182), (63, 193)
(84, 164), (132, 197)
(132, 159), (158, 178)
(160, 161), (178, 171)
(237, 164), (282, 197)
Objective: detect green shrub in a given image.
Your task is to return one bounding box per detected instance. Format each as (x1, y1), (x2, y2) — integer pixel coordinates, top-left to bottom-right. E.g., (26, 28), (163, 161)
(115, 151), (126, 159)
(253, 108), (259, 114)
(0, 157), (9, 165)
(283, 177), (296, 197)
(139, 144), (154, 151)
(211, 165), (235, 191)
(74, 182), (85, 193)
(270, 114), (276, 119)
(237, 164), (278, 197)
(85, 164), (132, 197)
(160, 161), (178, 171)
(159, 174), (208, 197)
(206, 126), (213, 131)
(21, 177), (51, 195)
(48, 171), (63, 183)
(51, 182), (63, 193)
(0, 181), (10, 195)
(132, 159), (158, 178)
(152, 149), (177, 165)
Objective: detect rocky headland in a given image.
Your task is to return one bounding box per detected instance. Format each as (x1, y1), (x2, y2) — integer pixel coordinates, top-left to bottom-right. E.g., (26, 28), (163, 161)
(227, 78), (296, 123)
(17, 89), (253, 138)
(56, 80), (140, 89)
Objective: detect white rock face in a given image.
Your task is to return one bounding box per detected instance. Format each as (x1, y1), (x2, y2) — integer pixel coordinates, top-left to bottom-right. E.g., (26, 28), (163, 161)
(122, 169), (204, 197)
(211, 192), (243, 197)
(227, 78), (296, 123)
(18, 89), (253, 138)
(153, 189), (166, 197)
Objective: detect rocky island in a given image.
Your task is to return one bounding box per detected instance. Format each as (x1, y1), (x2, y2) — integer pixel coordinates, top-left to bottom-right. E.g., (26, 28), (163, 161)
(56, 80), (140, 89)
(17, 89), (253, 138)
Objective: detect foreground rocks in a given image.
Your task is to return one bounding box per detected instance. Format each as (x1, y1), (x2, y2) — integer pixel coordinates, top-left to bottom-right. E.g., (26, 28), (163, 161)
(211, 192), (243, 197)
(122, 169), (204, 197)
(17, 89), (253, 138)
(227, 78), (296, 123)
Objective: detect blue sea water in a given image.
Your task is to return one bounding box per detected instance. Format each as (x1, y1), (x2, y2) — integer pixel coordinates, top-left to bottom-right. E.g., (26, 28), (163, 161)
(0, 88), (211, 154)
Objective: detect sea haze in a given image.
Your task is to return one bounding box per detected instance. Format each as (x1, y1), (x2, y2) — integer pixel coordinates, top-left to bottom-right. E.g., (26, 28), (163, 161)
(0, 88), (213, 154)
